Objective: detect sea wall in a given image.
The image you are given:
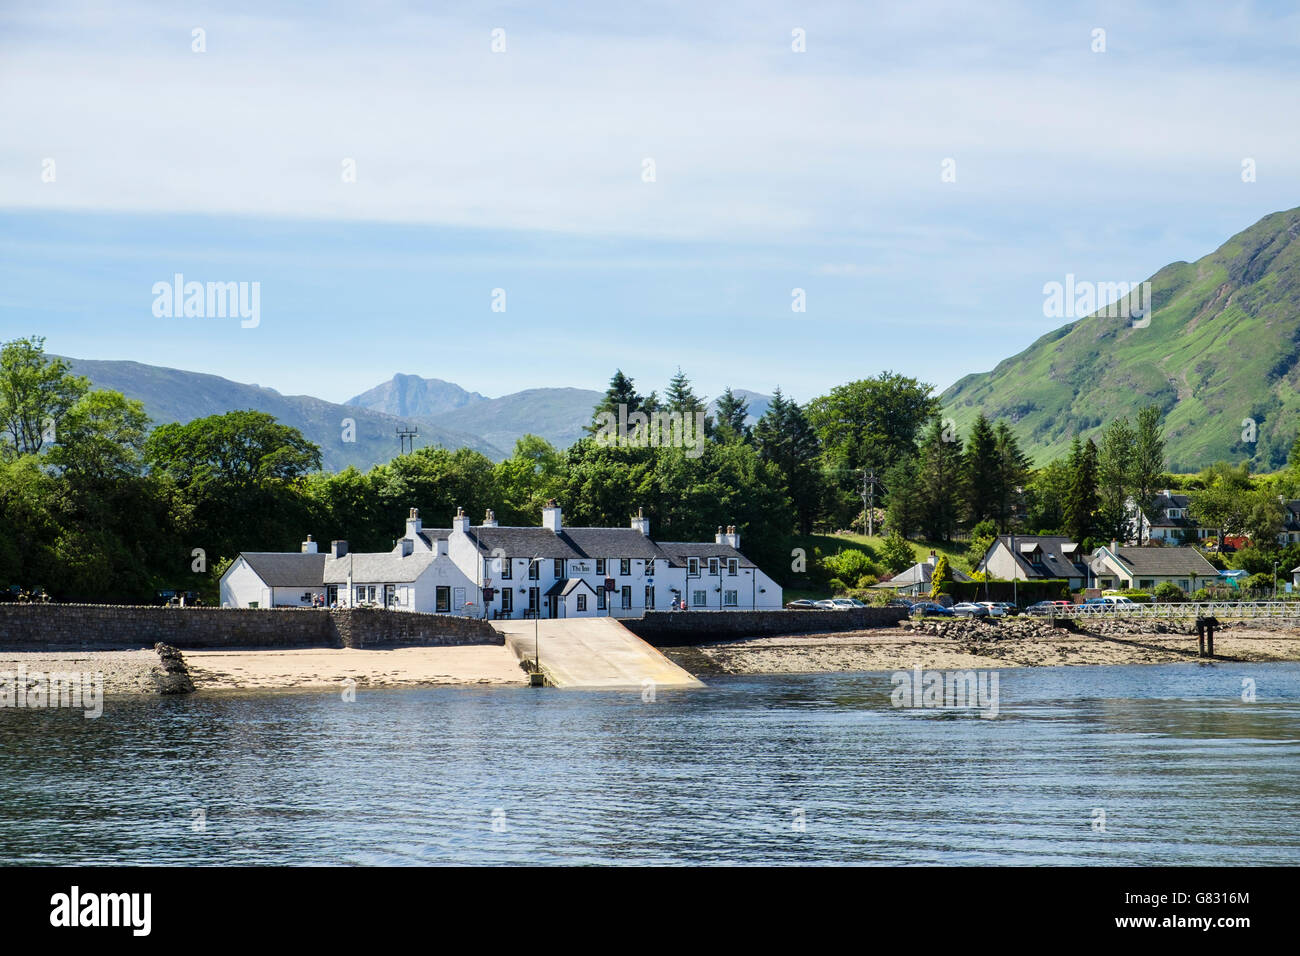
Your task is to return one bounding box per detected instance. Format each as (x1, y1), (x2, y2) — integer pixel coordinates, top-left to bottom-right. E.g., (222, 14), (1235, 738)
(624, 607), (909, 646)
(0, 605), (500, 650)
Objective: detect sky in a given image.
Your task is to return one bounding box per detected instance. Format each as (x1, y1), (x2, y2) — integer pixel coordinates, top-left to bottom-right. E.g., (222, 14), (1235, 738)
(2, 0), (1299, 405)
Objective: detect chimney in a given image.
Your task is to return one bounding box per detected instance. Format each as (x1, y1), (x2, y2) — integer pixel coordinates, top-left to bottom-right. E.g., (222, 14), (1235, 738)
(331, 540), (348, 558)
(399, 537), (414, 557)
(630, 506), (650, 537)
(1110, 539), (1119, 553)
(452, 505), (470, 535)
(542, 498), (562, 533)
(301, 535), (318, 554)
(483, 509), (498, 528)
(927, 550), (937, 566)
(405, 507), (422, 539)
(724, 524), (740, 548)
(715, 526), (725, 544)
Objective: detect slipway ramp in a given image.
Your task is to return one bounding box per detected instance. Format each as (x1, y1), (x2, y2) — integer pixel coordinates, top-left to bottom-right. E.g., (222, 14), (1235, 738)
(491, 617), (704, 689)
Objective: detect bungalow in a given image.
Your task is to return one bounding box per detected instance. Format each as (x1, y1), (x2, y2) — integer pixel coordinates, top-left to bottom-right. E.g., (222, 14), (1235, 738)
(874, 551), (972, 597)
(219, 536), (327, 608)
(976, 535), (1089, 590)
(1088, 544), (1218, 593)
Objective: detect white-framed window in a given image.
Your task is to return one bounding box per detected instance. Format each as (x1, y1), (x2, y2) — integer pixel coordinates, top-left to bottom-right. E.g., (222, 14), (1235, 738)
(688, 557), (700, 577)
(708, 558), (719, 576)
(727, 558), (738, 576)
(554, 558), (564, 578)
(528, 560), (539, 580)
(692, 589), (707, 606)
(620, 558), (631, 576)
(501, 558), (512, 580)
(355, 586), (364, 603)
(724, 589), (738, 607)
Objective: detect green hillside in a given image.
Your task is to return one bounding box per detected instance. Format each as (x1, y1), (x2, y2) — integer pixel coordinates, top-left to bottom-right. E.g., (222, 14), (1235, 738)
(941, 206), (1300, 471)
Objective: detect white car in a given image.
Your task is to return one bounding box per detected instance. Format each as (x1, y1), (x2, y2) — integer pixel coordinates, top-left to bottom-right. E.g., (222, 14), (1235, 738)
(976, 602), (1007, 617)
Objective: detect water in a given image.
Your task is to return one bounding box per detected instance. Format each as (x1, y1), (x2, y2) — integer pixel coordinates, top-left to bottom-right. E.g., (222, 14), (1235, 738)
(2, 663), (1297, 865)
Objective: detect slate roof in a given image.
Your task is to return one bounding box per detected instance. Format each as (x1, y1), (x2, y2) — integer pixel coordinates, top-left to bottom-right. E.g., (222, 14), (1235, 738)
(464, 526), (671, 562)
(993, 535), (1088, 579)
(322, 551), (439, 584)
(880, 561), (973, 588)
(1146, 492), (1195, 528)
(544, 577), (598, 597)
(1106, 546), (1218, 577)
(239, 552), (327, 588)
(416, 529), (451, 548)
(656, 541), (757, 569)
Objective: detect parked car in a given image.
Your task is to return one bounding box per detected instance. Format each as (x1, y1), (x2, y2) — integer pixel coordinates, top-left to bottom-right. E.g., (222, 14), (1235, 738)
(1026, 600), (1072, 616)
(975, 601), (1007, 617)
(827, 598), (866, 609)
(951, 602), (990, 617)
(785, 599), (818, 609)
(910, 602), (955, 617)
(981, 601), (1022, 617)
(813, 599), (838, 609)
(1082, 596), (1137, 613)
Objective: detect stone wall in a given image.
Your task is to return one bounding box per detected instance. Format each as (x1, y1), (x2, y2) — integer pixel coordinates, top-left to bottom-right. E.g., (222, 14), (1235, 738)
(624, 607), (909, 646)
(0, 604), (499, 650)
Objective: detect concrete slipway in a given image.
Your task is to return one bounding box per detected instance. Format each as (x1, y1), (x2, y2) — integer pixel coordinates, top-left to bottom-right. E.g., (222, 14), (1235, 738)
(491, 617), (705, 689)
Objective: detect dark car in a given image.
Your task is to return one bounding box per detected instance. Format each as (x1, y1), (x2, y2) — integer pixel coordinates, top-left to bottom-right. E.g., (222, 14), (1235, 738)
(909, 602), (955, 617)
(785, 599), (819, 609)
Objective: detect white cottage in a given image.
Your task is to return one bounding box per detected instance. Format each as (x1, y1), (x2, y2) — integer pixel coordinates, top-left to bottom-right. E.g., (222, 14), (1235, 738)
(219, 536), (327, 608)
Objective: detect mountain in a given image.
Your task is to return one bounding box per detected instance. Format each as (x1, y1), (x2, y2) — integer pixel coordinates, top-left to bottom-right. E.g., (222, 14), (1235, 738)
(62, 358), (505, 471)
(941, 206), (1300, 472)
(345, 373), (485, 418)
(710, 389), (772, 425)
(424, 387), (603, 454)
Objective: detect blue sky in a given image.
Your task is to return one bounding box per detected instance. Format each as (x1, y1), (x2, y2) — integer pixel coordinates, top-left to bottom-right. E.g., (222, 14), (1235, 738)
(2, 0), (1299, 405)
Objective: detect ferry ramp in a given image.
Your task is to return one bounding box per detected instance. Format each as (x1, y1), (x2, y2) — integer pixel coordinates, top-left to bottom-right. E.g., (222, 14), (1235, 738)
(491, 617), (705, 689)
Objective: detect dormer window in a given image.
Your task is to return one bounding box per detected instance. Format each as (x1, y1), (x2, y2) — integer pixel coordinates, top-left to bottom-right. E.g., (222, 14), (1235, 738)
(688, 557), (700, 576)
(709, 558), (720, 576)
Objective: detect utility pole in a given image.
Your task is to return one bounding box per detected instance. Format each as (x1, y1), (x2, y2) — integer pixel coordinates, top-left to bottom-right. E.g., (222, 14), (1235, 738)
(859, 467), (881, 538)
(396, 425), (419, 455)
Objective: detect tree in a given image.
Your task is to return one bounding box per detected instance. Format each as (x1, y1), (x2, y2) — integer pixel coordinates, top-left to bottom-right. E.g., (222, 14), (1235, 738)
(929, 553), (952, 599)
(146, 410), (322, 491)
(1066, 437), (1100, 544)
(880, 530), (915, 574)
(753, 388), (821, 535)
(713, 386), (750, 441)
(1025, 458), (1071, 533)
(992, 421), (1030, 531)
(962, 413), (1000, 528)
(1096, 417), (1136, 542)
(44, 390), (150, 483)
(918, 417), (964, 541)
(1240, 487), (1286, 551)
(1187, 482), (1245, 545)
(1132, 405), (1166, 541)
(588, 369), (646, 433)
(883, 456), (924, 538)
(0, 336), (89, 455)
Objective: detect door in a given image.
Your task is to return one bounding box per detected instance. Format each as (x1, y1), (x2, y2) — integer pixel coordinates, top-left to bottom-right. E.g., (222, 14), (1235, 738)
(547, 595), (559, 618)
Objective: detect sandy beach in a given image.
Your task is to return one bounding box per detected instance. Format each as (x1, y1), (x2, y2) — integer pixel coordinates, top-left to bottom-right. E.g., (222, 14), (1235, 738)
(182, 645), (528, 691)
(663, 623), (1300, 675)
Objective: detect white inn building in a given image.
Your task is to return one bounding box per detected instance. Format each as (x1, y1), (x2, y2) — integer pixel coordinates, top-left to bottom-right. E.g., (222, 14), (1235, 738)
(220, 501), (783, 617)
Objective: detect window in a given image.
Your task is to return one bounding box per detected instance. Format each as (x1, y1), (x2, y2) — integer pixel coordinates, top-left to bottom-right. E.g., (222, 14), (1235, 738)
(436, 586), (451, 613)
(596, 558), (606, 575)
(1139, 579), (1154, 590)
(645, 585), (654, 609)
(368, 586), (376, 603)
(528, 560), (539, 580)
(355, 587), (364, 603)
(528, 587), (539, 613)
(577, 594), (587, 612)
(692, 590), (707, 607)
(326, 585), (338, 605)
(688, 557), (700, 577)
(385, 584), (397, 606)
(620, 558), (631, 576)
(724, 589), (738, 607)
(501, 589), (513, 613)
(501, 558), (512, 580)
(554, 559), (564, 578)
(727, 558), (738, 576)
(597, 587), (606, 610)
(621, 585), (632, 609)
(708, 558), (719, 576)
(1178, 580), (1189, 591)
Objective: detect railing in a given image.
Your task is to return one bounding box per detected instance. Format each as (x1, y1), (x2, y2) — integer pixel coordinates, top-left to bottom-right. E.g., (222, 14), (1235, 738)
(1039, 601), (1300, 621)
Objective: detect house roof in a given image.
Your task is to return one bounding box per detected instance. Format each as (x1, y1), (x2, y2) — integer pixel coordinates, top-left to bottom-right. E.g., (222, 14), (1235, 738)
(656, 541), (757, 569)
(991, 535), (1087, 579)
(238, 552), (326, 588)
(879, 561), (972, 588)
(416, 529), (451, 548)
(1105, 546), (1218, 577)
(544, 577), (598, 597)
(463, 526), (670, 562)
(322, 551), (440, 584)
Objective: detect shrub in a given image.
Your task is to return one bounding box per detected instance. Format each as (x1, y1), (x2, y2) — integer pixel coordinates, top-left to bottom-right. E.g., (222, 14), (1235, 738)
(1190, 588), (1212, 602)
(1152, 581), (1184, 602)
